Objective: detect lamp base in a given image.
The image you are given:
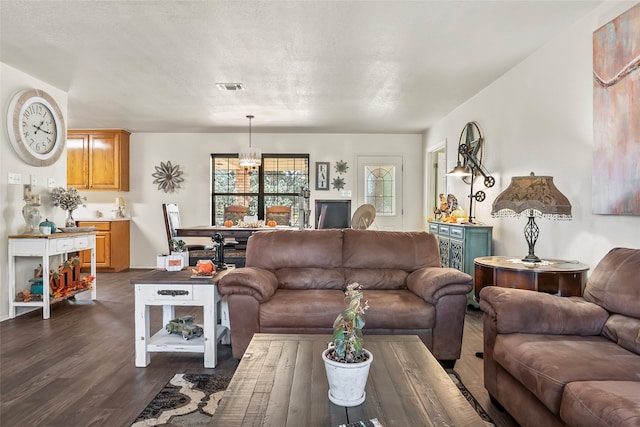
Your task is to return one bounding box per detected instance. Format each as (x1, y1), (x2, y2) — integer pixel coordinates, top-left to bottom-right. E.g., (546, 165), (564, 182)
(522, 254), (541, 263)
(523, 213), (541, 264)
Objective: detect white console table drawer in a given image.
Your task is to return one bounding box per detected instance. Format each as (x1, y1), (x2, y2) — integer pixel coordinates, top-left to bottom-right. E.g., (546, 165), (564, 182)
(53, 238), (75, 252)
(73, 236), (91, 250)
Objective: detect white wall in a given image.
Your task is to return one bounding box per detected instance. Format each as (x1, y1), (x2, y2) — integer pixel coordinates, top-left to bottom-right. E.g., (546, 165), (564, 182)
(0, 63), (69, 320)
(73, 132), (424, 268)
(424, 1), (640, 270)
(1, 59), (423, 320)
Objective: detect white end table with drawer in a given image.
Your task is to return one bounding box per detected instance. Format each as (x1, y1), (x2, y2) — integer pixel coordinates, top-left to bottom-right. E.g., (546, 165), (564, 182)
(131, 266), (234, 368)
(9, 231), (97, 319)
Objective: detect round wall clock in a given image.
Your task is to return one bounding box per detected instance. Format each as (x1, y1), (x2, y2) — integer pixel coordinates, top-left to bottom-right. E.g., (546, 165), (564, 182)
(6, 88), (66, 167)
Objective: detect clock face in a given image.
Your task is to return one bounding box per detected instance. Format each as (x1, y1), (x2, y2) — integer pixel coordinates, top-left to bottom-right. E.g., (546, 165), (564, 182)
(20, 101), (58, 155)
(7, 89), (66, 167)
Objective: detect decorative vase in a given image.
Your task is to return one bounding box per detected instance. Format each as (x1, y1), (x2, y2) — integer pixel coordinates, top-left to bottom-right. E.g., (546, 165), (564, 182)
(22, 202), (42, 234)
(322, 348), (373, 407)
(65, 210), (76, 228)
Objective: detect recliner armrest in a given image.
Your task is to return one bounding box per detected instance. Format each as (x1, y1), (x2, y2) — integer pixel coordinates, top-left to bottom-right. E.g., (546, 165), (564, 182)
(479, 287), (609, 335)
(406, 267), (473, 304)
(218, 267), (278, 302)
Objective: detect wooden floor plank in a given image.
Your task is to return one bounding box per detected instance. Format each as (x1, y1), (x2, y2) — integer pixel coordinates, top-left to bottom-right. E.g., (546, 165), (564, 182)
(0, 269), (517, 426)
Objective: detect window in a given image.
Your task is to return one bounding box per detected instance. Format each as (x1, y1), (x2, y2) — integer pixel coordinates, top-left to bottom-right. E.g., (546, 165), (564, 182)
(364, 164), (396, 215)
(211, 154), (309, 225)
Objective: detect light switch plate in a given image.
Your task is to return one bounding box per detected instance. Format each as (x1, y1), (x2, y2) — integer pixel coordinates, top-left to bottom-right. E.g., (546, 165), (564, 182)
(8, 173), (22, 185)
(47, 177), (56, 188)
(30, 175), (38, 186)
(340, 190), (352, 197)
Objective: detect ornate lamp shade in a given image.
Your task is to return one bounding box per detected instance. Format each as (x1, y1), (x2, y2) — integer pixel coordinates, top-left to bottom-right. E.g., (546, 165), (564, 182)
(491, 172), (571, 262)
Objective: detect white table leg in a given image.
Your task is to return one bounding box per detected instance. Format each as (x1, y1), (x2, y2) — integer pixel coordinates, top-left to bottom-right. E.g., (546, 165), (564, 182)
(134, 286), (151, 367)
(220, 297), (231, 345)
(162, 305), (175, 326)
(203, 292), (216, 368)
(42, 251), (51, 320)
(8, 253), (16, 319)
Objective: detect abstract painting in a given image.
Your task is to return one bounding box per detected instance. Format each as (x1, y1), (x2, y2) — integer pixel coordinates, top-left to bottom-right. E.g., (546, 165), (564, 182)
(592, 3), (640, 215)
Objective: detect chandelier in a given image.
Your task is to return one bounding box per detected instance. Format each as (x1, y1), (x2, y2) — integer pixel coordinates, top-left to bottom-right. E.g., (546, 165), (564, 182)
(239, 114), (261, 169)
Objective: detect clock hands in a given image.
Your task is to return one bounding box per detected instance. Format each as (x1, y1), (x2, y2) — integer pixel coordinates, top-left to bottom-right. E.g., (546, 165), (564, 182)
(32, 120), (53, 135)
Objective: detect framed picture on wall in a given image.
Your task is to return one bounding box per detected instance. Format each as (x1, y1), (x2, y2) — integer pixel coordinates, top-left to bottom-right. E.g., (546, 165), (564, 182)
(315, 162), (330, 190)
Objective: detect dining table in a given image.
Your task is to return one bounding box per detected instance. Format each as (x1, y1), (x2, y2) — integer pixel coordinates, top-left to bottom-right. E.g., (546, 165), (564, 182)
(176, 225), (299, 267)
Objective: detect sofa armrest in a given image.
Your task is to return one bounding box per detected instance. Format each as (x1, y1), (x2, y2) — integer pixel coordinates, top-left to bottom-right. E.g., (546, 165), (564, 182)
(218, 267), (278, 303)
(406, 267), (473, 304)
(479, 286), (609, 335)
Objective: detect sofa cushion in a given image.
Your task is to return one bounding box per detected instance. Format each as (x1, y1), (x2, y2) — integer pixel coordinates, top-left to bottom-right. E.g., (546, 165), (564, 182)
(342, 229), (440, 270)
(561, 381), (640, 427)
(493, 334), (640, 414)
(584, 247), (640, 318)
(344, 268), (408, 290)
(363, 290), (435, 329)
(603, 314), (640, 355)
(246, 229), (343, 269)
(276, 268), (345, 290)
(260, 289), (345, 328)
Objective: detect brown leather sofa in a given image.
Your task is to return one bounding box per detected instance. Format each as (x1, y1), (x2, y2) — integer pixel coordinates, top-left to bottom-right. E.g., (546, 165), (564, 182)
(480, 247), (640, 427)
(218, 228), (473, 365)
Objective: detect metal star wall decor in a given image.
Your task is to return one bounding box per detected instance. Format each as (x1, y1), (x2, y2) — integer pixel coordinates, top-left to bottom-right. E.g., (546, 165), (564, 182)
(152, 161), (184, 193)
(335, 160), (349, 174)
(332, 177), (345, 190)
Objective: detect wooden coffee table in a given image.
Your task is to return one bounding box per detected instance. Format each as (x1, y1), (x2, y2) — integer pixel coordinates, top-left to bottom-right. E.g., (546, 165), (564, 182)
(210, 334), (486, 426)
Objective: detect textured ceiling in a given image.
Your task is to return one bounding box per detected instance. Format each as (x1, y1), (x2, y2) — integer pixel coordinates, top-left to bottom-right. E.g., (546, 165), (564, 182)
(0, 1), (602, 133)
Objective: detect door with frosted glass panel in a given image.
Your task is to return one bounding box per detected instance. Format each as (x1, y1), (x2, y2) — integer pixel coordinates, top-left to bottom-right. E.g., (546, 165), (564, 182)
(356, 155), (403, 230)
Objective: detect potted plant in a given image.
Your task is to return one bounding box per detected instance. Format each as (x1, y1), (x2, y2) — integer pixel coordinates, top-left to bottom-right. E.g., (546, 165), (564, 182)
(322, 282), (373, 407)
(169, 239), (186, 252)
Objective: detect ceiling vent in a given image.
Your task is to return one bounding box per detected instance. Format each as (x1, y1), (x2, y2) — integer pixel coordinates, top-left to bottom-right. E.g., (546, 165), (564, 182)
(216, 83), (244, 91)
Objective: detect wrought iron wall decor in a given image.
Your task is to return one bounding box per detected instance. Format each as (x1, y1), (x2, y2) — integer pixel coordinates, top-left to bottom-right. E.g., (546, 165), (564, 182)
(152, 161), (184, 193)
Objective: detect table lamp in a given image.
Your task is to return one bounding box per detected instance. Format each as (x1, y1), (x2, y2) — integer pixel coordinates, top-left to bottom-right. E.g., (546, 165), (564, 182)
(491, 172), (572, 263)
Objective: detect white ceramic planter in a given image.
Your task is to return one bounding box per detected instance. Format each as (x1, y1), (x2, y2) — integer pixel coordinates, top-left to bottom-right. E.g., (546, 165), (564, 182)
(322, 348), (373, 407)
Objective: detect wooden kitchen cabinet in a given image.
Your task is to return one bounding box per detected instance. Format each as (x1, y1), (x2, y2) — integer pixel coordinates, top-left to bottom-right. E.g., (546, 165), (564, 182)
(77, 220), (130, 272)
(67, 129), (130, 191)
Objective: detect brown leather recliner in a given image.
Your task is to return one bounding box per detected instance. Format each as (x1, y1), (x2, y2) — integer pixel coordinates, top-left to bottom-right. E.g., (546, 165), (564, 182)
(218, 228), (473, 366)
(480, 247), (640, 427)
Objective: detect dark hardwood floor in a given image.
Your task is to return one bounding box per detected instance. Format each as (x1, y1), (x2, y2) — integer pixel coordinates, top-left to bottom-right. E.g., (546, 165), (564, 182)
(1, 269), (518, 427)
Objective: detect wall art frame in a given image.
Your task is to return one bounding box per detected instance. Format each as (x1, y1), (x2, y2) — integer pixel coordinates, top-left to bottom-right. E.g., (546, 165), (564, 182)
(592, 3), (640, 215)
(315, 162), (330, 191)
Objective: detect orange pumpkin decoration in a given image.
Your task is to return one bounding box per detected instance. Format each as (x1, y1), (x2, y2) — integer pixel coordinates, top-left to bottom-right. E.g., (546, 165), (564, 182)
(224, 220), (233, 227)
(267, 220), (277, 227)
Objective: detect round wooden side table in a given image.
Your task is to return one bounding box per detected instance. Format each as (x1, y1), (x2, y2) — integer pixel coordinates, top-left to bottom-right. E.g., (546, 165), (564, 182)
(474, 255), (589, 298)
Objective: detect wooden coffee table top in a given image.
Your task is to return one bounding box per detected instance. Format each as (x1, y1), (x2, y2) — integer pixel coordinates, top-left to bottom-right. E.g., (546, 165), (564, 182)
(210, 334), (486, 426)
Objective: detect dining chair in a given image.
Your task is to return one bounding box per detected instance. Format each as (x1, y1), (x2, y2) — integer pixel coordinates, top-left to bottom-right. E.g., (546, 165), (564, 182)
(265, 205), (292, 225)
(223, 205), (250, 225)
(162, 203), (215, 264)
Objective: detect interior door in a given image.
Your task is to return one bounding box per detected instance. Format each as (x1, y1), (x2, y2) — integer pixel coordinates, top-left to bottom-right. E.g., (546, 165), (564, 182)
(356, 155), (403, 230)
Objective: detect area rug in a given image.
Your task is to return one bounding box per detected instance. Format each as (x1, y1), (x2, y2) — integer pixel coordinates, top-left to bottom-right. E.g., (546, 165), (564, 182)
(132, 371), (494, 426)
(448, 370), (495, 426)
(131, 373), (232, 427)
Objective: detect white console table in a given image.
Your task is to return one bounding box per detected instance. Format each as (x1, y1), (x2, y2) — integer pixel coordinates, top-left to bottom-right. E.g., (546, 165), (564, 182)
(8, 232), (97, 319)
